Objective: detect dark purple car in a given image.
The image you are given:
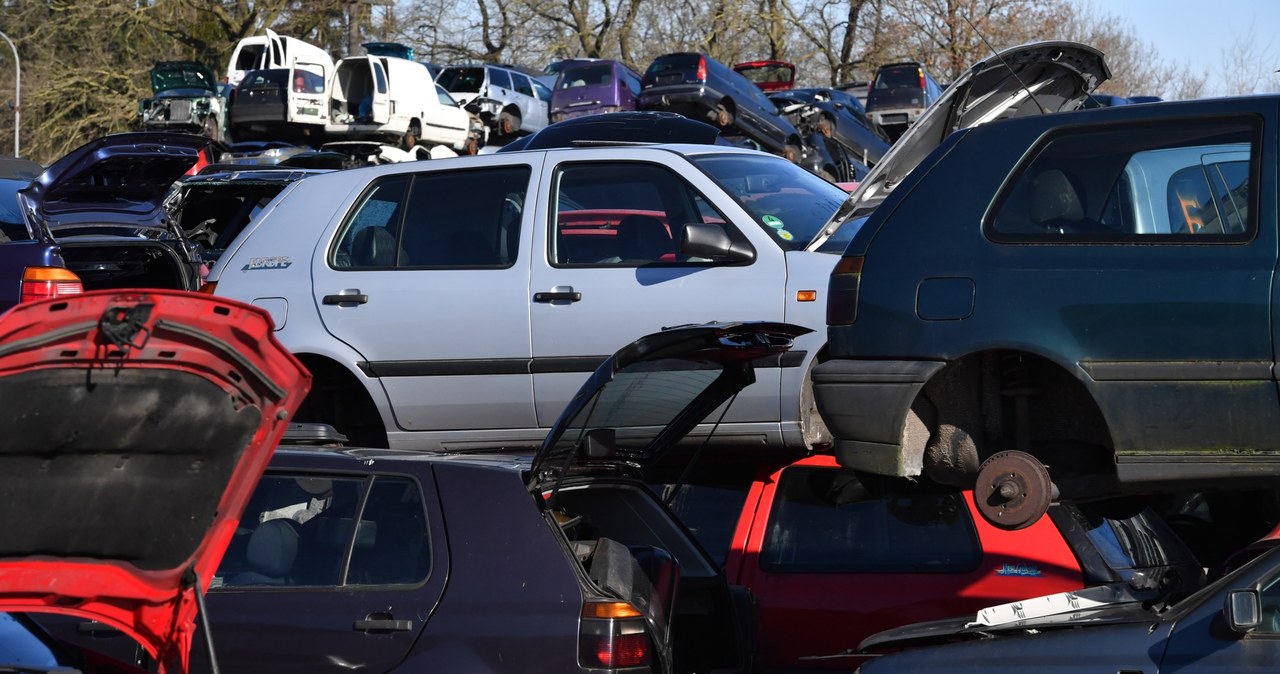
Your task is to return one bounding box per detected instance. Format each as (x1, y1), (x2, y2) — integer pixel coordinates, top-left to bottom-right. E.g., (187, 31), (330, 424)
(37, 321), (807, 674)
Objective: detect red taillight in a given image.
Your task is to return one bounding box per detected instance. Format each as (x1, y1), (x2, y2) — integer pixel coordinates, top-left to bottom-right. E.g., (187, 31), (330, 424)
(827, 255), (863, 326)
(696, 56), (707, 82)
(21, 266), (83, 303)
(580, 601), (650, 669)
(186, 150), (210, 176)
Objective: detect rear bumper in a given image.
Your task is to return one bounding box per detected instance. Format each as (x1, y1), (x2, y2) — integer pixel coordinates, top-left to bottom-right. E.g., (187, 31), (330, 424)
(812, 358), (944, 476)
(638, 84), (723, 116)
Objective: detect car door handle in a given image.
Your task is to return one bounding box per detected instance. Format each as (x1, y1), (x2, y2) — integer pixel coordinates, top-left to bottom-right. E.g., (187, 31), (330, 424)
(323, 292), (369, 305)
(353, 618), (413, 632)
(533, 291), (582, 303)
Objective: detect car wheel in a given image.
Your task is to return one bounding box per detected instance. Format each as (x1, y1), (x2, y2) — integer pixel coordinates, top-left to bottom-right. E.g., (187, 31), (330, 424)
(972, 450), (1055, 530)
(499, 110), (520, 136)
(784, 142), (802, 163)
(817, 114), (834, 138)
(715, 103), (733, 127)
(463, 135), (479, 155)
(203, 115), (221, 142)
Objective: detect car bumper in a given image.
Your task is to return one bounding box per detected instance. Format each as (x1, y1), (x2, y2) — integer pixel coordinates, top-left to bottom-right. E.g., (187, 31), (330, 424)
(638, 84), (724, 116)
(867, 107), (925, 127)
(812, 358), (944, 476)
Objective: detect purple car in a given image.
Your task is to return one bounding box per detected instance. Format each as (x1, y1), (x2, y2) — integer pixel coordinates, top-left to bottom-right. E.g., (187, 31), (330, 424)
(550, 60), (643, 123)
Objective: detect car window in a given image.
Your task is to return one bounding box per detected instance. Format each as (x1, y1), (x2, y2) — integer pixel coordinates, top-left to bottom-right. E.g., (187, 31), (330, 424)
(662, 483), (751, 565)
(691, 153), (849, 250)
(435, 84), (458, 107)
(559, 64), (613, 89)
(211, 474), (431, 589)
(532, 78), (552, 102)
(760, 465), (981, 573)
(988, 118), (1258, 241)
(511, 72), (534, 97)
(1259, 572), (1280, 634)
(373, 62), (388, 94)
(488, 67), (511, 90)
(550, 161), (734, 266)
(235, 44), (265, 72)
(0, 178), (31, 241)
(437, 67), (483, 93)
(293, 62), (326, 93)
(332, 176), (409, 268)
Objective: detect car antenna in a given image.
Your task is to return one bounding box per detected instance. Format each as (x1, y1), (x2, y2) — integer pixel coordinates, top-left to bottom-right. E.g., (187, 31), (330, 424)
(962, 16), (1050, 114)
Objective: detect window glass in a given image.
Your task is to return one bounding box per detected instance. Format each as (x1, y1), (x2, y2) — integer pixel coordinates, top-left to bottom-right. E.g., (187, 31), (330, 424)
(988, 119), (1256, 240)
(692, 153), (849, 250)
(437, 67), (483, 93)
(235, 44), (265, 71)
(373, 62), (388, 94)
(532, 78), (553, 102)
(760, 466), (981, 573)
(293, 62), (325, 93)
(662, 483), (751, 565)
(1259, 573), (1280, 634)
(396, 166), (529, 267)
(332, 176), (409, 268)
(512, 73), (534, 97)
(346, 477), (432, 585)
(551, 162), (732, 266)
(559, 64), (613, 89)
(488, 67), (512, 90)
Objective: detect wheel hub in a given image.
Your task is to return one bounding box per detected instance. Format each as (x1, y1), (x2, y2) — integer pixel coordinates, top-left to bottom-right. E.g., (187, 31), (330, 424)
(973, 450), (1054, 530)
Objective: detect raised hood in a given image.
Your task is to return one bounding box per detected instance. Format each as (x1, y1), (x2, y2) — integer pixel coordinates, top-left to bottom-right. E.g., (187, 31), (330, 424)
(530, 322), (810, 495)
(810, 41), (1108, 247)
(150, 61), (219, 95)
(0, 290), (310, 673)
(19, 132), (220, 236)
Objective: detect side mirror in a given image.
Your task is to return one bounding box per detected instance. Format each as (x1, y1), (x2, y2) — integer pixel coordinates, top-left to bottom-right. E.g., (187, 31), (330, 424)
(680, 223), (753, 263)
(1224, 590), (1262, 633)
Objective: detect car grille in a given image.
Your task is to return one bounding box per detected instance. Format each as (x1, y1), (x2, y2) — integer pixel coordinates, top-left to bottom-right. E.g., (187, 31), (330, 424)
(166, 99), (194, 122)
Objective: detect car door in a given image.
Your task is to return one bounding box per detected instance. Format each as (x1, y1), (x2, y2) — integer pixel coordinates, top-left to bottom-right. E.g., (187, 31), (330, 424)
(310, 161), (538, 437)
(1156, 564), (1280, 672)
(191, 468), (448, 674)
(528, 150), (787, 436)
(287, 60), (328, 126)
(510, 72), (547, 131)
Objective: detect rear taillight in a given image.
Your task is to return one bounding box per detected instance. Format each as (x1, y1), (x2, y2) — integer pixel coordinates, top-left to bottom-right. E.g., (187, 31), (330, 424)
(21, 266), (83, 303)
(918, 67), (926, 92)
(579, 601), (650, 669)
(827, 255), (863, 325)
(696, 56), (707, 82)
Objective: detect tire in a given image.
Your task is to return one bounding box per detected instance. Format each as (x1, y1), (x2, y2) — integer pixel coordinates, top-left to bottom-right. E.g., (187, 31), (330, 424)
(499, 110), (520, 136)
(402, 121), (421, 150)
(714, 103), (733, 127)
(203, 115), (221, 143)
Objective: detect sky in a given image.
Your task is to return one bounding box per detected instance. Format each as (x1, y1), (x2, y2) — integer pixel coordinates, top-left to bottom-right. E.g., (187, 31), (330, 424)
(1071, 0), (1280, 96)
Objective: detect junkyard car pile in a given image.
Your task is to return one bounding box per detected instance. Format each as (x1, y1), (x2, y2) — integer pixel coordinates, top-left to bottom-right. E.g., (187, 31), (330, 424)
(7, 32), (1280, 674)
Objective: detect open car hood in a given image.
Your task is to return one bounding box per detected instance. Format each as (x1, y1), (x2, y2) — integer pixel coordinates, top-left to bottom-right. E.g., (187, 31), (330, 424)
(810, 41), (1108, 248)
(19, 132), (221, 236)
(0, 290), (310, 673)
(529, 322), (810, 494)
(150, 61), (219, 95)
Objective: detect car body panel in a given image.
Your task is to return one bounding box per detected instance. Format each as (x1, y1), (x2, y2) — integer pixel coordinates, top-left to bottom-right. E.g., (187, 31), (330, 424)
(437, 65), (551, 136)
(550, 60), (642, 123)
(0, 289), (310, 673)
(139, 61), (225, 141)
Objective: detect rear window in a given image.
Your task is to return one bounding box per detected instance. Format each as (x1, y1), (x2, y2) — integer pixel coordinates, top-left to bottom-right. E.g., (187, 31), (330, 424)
(760, 466), (981, 573)
(559, 63), (614, 89)
(645, 54), (701, 77)
(0, 178), (31, 241)
(987, 117), (1259, 242)
(234, 44), (266, 71)
(240, 69), (288, 88)
(437, 67), (483, 93)
(873, 65), (923, 90)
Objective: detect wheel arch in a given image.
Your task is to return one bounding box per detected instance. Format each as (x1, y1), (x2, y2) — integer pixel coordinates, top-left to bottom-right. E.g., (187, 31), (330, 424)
(292, 352), (391, 448)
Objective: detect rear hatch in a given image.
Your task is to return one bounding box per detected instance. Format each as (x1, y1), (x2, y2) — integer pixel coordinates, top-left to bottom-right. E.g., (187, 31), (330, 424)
(733, 60), (796, 92)
(0, 290), (310, 673)
(865, 63), (929, 111)
(230, 69), (289, 123)
(552, 62), (625, 118)
(643, 53), (705, 88)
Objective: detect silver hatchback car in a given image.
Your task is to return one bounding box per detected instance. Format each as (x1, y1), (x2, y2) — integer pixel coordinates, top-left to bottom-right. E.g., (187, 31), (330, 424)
(205, 143), (851, 450)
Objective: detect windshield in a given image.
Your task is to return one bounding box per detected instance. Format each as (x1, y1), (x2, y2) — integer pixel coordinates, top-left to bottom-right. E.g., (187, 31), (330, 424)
(437, 67), (484, 93)
(691, 153), (850, 250)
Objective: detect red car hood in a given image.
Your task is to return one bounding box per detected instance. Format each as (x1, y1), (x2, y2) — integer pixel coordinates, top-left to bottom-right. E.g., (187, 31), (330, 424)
(0, 289), (310, 673)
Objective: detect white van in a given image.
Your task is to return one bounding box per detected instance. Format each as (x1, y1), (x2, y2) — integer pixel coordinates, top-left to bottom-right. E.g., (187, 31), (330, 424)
(326, 55), (480, 153)
(225, 29), (336, 143)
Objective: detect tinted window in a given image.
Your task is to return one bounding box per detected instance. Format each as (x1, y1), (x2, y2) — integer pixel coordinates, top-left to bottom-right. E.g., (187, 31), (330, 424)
(761, 466), (981, 573)
(646, 54), (702, 77)
(663, 483), (750, 565)
(488, 67), (512, 90)
(398, 167), (528, 267)
(873, 64), (923, 90)
(241, 69), (288, 88)
(559, 64), (614, 89)
(691, 153), (849, 250)
(551, 162), (733, 266)
(235, 44), (266, 71)
(988, 119), (1257, 241)
(1260, 572), (1280, 634)
(212, 474), (431, 588)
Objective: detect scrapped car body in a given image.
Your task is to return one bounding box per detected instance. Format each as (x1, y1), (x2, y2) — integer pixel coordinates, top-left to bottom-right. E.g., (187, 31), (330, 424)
(550, 59), (643, 123)
(664, 453), (1202, 671)
(18, 132), (228, 294)
(325, 54), (479, 152)
(437, 63), (552, 138)
(812, 47), (1280, 530)
(42, 322), (794, 673)
(857, 546), (1280, 673)
(0, 156), (84, 312)
(205, 143), (849, 451)
(771, 87), (890, 172)
(640, 53), (805, 162)
(0, 289), (310, 673)
(138, 61), (226, 141)
(864, 61), (944, 140)
(228, 67), (329, 145)
(225, 29), (333, 89)
(733, 60), (797, 93)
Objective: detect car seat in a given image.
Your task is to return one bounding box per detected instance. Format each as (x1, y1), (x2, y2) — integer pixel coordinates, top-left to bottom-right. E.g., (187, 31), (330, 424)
(350, 226), (398, 267)
(1030, 169), (1085, 231)
(615, 214), (675, 263)
(229, 518), (300, 585)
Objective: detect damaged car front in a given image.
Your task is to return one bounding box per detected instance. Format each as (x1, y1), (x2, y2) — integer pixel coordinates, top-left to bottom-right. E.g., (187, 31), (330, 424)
(0, 289), (310, 673)
(138, 62), (225, 142)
